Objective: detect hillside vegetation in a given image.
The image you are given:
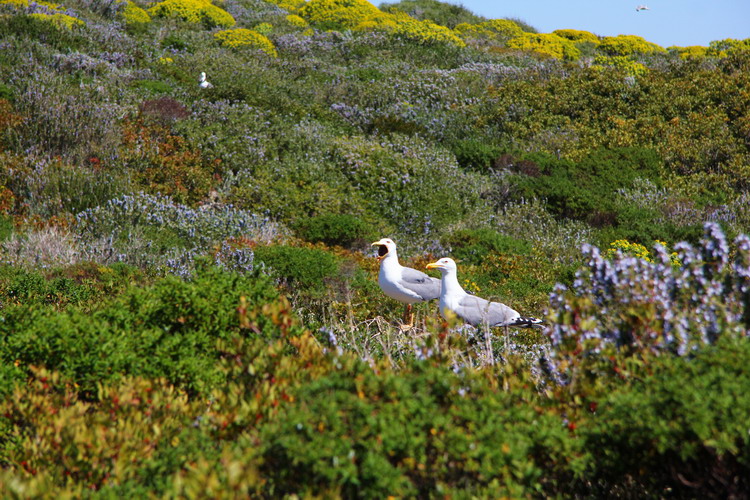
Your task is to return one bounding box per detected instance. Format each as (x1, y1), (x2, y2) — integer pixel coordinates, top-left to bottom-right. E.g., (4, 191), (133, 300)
(1, 0), (750, 495)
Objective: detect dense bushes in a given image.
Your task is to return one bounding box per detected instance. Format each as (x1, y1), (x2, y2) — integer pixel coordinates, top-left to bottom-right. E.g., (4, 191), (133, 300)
(0, 256), (748, 496)
(254, 244), (340, 294)
(579, 336), (750, 496)
(0, 263), (283, 397)
(147, 0), (235, 28)
(293, 213), (372, 248)
(1, 0), (750, 495)
(442, 228), (530, 265)
(509, 147), (663, 225)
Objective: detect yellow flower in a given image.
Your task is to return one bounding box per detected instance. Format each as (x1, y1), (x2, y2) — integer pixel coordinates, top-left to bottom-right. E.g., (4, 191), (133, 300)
(286, 14), (307, 27)
(29, 12), (85, 29)
(593, 55), (647, 76)
(121, 0), (151, 25)
(265, 0), (305, 11)
(214, 28), (278, 56)
(506, 33), (580, 60)
(0, 0), (29, 9)
(298, 0), (380, 30)
(669, 45), (707, 59)
(148, 0), (235, 28)
(455, 19), (523, 43)
(388, 12), (465, 47)
(599, 34), (665, 56)
(553, 29), (600, 44)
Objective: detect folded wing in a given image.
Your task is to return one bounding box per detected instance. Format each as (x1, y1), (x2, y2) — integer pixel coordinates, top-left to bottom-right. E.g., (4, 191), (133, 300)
(399, 267), (441, 301)
(455, 294), (522, 327)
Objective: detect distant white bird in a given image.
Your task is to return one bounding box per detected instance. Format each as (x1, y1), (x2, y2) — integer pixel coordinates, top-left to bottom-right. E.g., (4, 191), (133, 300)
(426, 257), (542, 329)
(198, 72), (213, 89)
(372, 238), (441, 327)
(636, 5), (649, 11)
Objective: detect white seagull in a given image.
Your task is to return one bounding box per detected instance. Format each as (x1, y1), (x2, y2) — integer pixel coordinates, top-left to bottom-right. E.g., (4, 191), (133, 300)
(198, 72), (213, 89)
(372, 238), (441, 327)
(635, 5), (649, 11)
(426, 257), (542, 328)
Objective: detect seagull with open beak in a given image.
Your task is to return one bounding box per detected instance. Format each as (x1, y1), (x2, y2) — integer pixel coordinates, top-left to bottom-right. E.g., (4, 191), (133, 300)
(371, 238), (441, 328)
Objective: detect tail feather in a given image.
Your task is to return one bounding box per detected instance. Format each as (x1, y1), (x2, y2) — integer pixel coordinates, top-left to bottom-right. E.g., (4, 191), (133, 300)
(507, 316), (544, 328)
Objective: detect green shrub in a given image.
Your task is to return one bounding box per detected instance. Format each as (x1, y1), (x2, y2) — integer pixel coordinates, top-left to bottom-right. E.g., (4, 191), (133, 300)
(0, 14), (89, 51)
(442, 228), (530, 266)
(511, 147), (663, 221)
(578, 337), (750, 496)
(161, 33), (191, 51)
(380, 0), (484, 29)
(293, 214), (371, 248)
(132, 79), (173, 94)
(0, 215), (12, 241)
(254, 245), (339, 294)
(0, 264), (282, 397)
(451, 139), (502, 172)
(0, 84), (13, 103)
(257, 358), (573, 497)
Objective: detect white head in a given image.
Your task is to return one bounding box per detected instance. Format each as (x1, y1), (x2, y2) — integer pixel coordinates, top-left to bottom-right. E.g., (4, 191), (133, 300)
(371, 238), (398, 262)
(425, 257), (458, 274)
(199, 72), (207, 82)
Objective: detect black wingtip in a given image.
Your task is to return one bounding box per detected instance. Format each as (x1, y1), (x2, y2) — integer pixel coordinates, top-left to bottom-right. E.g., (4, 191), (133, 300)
(508, 316), (544, 328)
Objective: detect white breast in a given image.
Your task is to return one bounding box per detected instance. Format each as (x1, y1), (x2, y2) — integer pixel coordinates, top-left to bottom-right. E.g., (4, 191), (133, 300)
(379, 263), (423, 304)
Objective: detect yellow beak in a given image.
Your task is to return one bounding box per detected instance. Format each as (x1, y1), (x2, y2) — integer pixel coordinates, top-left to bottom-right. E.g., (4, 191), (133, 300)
(426, 262), (442, 270)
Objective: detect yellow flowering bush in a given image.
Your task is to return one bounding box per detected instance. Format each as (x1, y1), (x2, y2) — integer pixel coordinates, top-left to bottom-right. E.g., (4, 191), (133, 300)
(29, 12), (85, 29)
(254, 21), (272, 35)
(553, 29), (599, 44)
(455, 19), (523, 43)
(593, 55), (647, 76)
(158, 56), (174, 64)
(297, 0), (380, 31)
(214, 28), (277, 56)
(606, 239), (680, 266)
(285, 13), (307, 27)
(598, 34), (665, 56)
(121, 0), (151, 25)
(265, 0), (305, 12)
(388, 11), (465, 47)
(506, 33), (580, 60)
(669, 45), (707, 59)
(0, 0), (29, 8)
(0, 0), (66, 10)
(706, 38), (750, 58)
(148, 0), (235, 28)
(352, 10), (396, 31)
(606, 239), (651, 261)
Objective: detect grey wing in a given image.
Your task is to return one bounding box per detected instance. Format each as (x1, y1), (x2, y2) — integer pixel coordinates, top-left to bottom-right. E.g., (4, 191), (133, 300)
(399, 267), (441, 301)
(455, 295), (520, 327)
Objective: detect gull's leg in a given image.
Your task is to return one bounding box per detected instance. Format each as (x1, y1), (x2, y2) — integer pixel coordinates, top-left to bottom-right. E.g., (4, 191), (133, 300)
(400, 304), (414, 330)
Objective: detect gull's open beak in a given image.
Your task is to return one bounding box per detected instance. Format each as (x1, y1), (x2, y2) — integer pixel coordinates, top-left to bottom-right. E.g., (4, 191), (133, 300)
(371, 240), (389, 261)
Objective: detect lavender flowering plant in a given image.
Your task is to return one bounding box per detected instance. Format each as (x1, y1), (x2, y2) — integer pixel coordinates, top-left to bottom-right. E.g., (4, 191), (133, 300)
(545, 222), (750, 386)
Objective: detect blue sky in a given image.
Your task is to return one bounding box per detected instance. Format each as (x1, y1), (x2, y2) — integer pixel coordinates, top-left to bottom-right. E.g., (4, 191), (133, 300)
(447, 0), (750, 48)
